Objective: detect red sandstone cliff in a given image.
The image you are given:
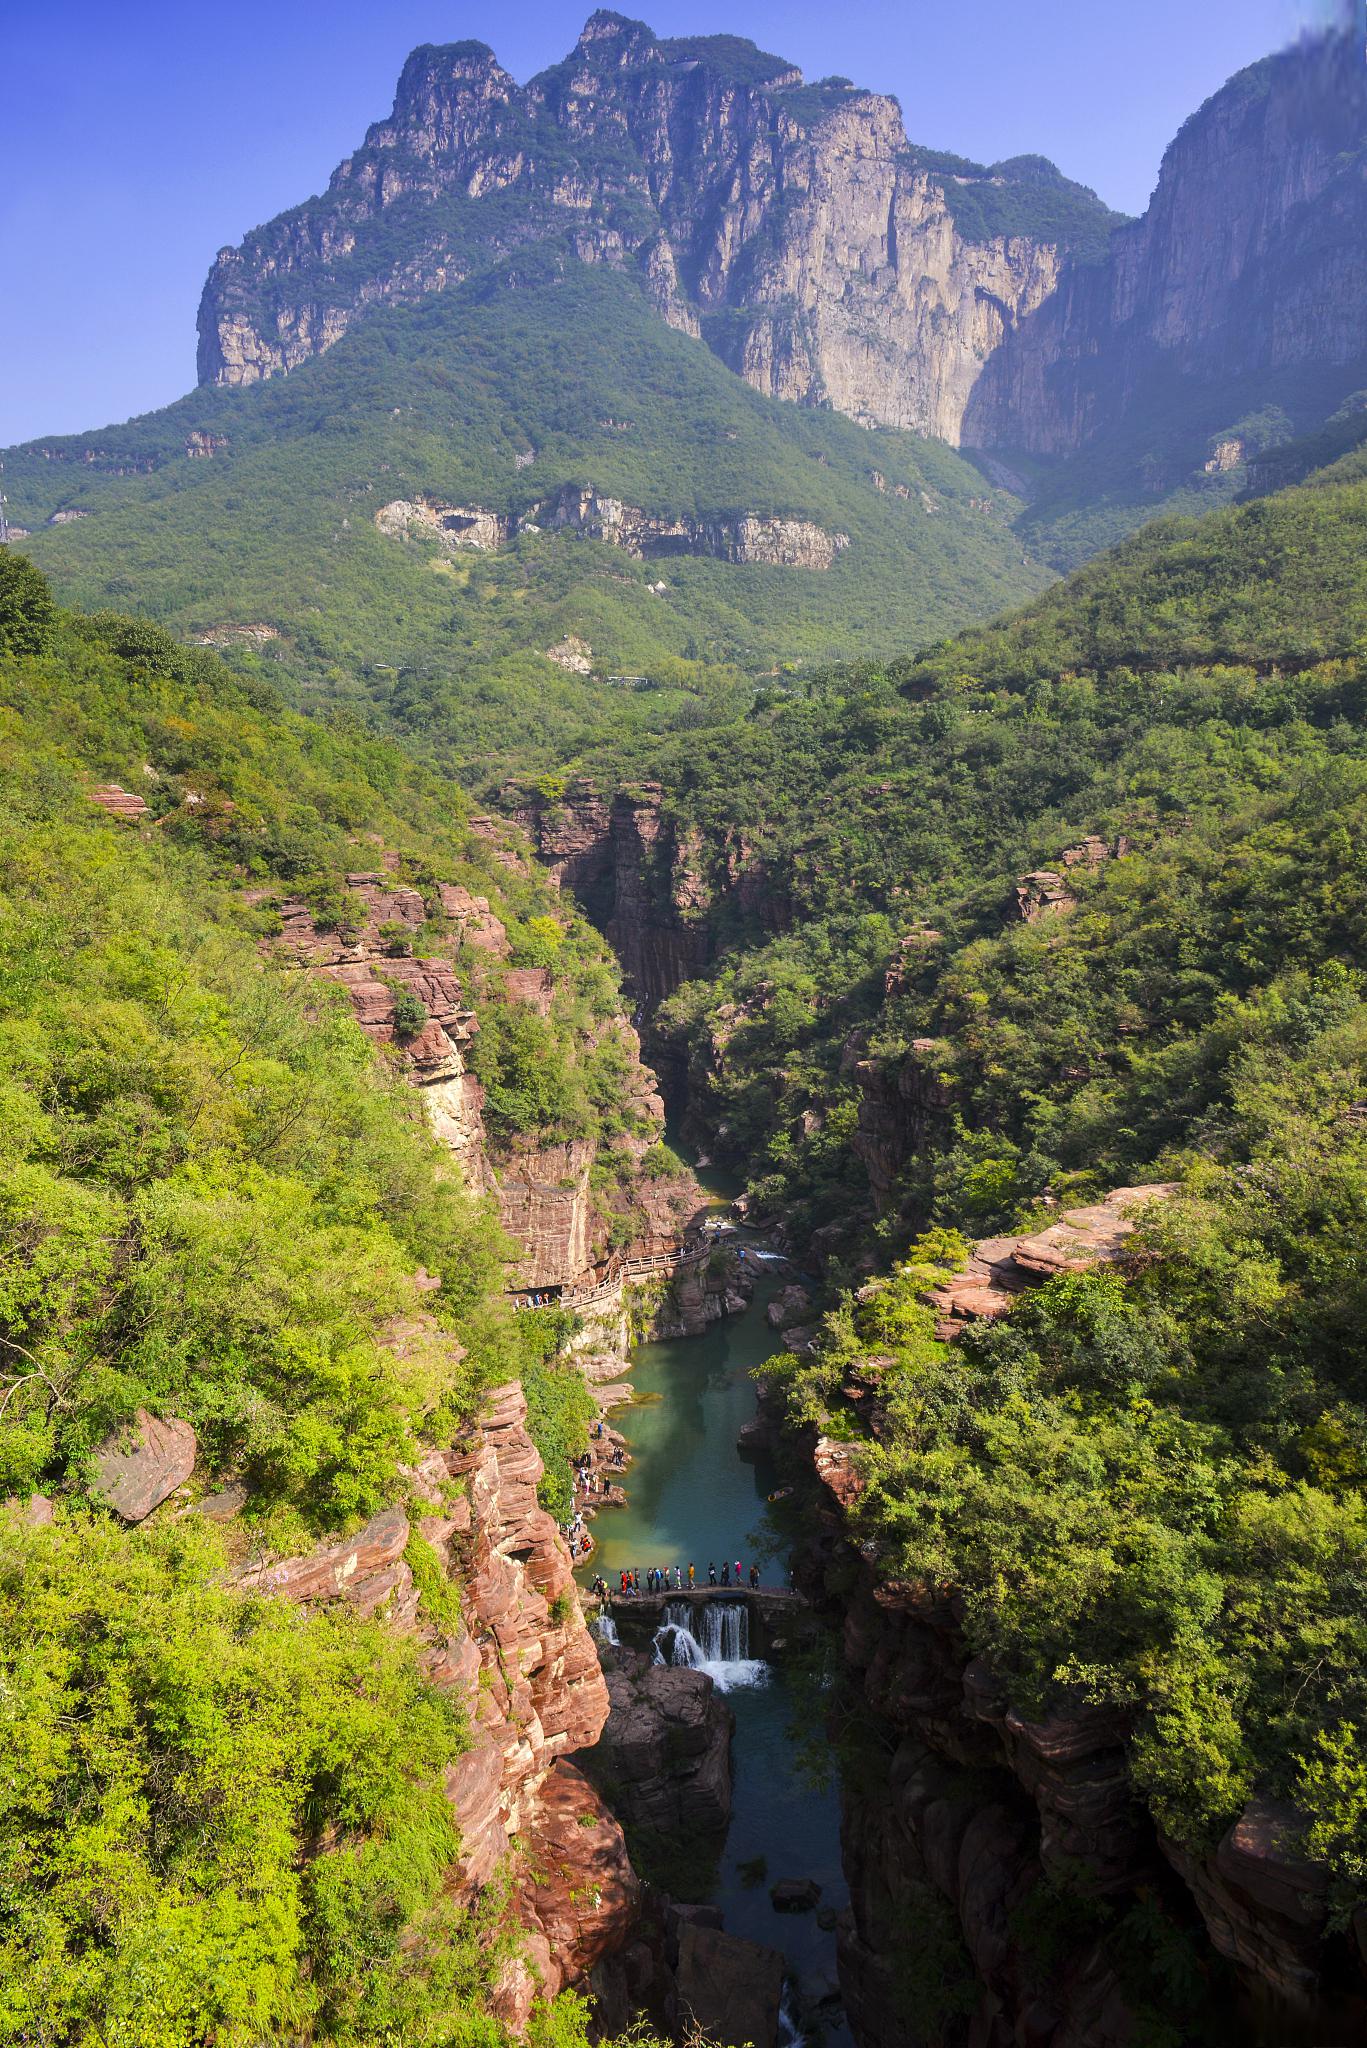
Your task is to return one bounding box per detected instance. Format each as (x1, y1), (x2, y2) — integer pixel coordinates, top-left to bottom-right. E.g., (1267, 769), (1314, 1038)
(257, 844), (704, 1295)
(239, 1375), (636, 2026)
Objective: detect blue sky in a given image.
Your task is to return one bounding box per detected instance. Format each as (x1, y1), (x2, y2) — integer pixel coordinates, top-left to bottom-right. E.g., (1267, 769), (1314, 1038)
(0, 0), (1336, 444)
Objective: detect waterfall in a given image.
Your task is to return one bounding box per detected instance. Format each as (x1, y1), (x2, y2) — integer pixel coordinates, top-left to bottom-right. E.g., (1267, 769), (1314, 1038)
(594, 1612), (620, 1646)
(777, 1984), (804, 2048)
(651, 1598), (768, 1691)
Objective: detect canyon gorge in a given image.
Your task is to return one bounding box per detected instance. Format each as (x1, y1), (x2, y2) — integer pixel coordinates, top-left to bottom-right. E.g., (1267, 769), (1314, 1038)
(5, 8), (1367, 2047)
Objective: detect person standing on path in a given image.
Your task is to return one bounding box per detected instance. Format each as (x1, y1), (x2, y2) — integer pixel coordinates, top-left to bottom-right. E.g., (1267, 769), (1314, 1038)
(708, 1562), (717, 1585)
(688, 1563), (695, 1588)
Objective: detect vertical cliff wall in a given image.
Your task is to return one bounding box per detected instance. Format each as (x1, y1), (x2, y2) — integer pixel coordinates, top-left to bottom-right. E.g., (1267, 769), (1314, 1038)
(194, 12), (1117, 445)
(261, 840), (703, 1295)
(964, 32), (1367, 456)
(239, 1374), (639, 2025)
(196, 17), (1363, 475)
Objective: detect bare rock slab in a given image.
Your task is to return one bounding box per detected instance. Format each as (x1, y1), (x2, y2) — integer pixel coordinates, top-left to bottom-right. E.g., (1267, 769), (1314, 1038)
(675, 1921), (785, 2048)
(93, 1409), (196, 1520)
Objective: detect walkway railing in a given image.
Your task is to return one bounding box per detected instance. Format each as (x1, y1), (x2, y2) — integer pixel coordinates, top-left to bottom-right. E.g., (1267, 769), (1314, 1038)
(509, 1239), (713, 1312)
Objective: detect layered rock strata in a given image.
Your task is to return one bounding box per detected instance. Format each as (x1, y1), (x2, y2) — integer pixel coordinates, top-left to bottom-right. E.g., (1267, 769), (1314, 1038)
(257, 842), (703, 1293)
(235, 1377), (637, 2026)
(198, 19), (1363, 474)
(584, 1644), (734, 1847)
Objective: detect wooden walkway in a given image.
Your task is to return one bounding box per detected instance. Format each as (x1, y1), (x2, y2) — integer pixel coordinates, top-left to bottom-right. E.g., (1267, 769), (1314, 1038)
(510, 1240), (712, 1312)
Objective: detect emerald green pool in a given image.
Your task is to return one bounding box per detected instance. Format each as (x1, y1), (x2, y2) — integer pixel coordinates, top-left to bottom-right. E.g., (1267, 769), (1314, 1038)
(578, 1280), (852, 2042)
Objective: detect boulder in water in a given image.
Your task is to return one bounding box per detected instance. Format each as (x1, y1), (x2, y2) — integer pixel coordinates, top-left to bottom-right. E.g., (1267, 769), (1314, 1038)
(675, 1921), (785, 2048)
(770, 1877), (822, 1912)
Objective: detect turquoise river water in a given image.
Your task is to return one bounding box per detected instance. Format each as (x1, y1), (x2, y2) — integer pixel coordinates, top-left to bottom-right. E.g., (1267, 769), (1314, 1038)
(576, 1257), (852, 2043)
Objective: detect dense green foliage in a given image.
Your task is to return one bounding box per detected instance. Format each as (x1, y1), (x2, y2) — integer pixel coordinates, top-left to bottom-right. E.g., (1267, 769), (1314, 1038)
(0, 1514), (504, 2045)
(593, 467), (1367, 1901)
(0, 582), (633, 2040)
(592, 476), (1367, 1251)
(903, 147), (1126, 260)
(774, 1063), (1367, 1885)
(7, 267), (1049, 777)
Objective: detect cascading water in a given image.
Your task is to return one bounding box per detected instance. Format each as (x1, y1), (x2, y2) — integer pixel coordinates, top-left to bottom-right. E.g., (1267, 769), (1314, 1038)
(595, 1612), (620, 1646)
(652, 1598), (769, 1691)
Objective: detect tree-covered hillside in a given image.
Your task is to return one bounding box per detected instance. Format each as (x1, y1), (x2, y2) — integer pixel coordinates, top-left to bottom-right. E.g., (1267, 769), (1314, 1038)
(5, 265), (1050, 778)
(730, 474), (1367, 1953)
(580, 472), (1367, 1255)
(0, 557), (630, 2040)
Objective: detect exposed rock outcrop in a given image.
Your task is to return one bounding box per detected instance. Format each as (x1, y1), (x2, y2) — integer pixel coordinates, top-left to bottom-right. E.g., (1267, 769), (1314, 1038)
(505, 776), (788, 1021)
(196, 19), (1363, 482)
(530, 485), (847, 568)
(927, 1183), (1175, 1339)
(674, 1921), (785, 2048)
(584, 1645), (734, 1846)
(258, 843), (703, 1294)
(195, 13), (1117, 448)
(234, 1376), (637, 2026)
(88, 783), (150, 824)
(375, 496), (514, 551)
(92, 1409), (197, 1521)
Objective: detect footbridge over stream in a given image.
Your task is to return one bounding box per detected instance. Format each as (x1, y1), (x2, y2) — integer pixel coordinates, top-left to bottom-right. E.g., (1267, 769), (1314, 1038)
(602, 1585), (814, 1661)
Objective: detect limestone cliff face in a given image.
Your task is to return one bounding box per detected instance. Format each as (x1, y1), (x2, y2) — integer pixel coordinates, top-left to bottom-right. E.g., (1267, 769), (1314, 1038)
(966, 32), (1367, 455)
(195, 12), (1112, 444)
(241, 1376), (637, 2027)
(505, 775), (788, 1019)
(199, 20), (1362, 469)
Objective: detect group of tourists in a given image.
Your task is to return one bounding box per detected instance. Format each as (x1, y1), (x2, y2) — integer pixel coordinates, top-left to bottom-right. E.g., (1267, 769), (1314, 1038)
(605, 1559), (762, 1595)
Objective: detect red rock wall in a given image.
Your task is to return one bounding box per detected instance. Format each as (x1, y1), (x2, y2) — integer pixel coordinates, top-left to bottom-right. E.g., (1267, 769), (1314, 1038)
(240, 1377), (639, 2027)
(260, 845), (702, 1293)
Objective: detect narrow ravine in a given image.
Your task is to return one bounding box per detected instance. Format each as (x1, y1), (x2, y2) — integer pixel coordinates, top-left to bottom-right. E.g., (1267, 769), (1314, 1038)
(576, 1263), (852, 2045)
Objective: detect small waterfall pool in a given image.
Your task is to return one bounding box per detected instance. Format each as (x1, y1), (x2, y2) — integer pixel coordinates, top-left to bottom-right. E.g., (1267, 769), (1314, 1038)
(652, 1598), (770, 1691)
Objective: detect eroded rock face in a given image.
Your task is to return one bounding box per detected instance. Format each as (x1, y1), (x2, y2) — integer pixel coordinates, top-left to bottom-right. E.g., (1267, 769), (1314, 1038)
(674, 1920), (785, 2048)
(92, 1410), (197, 1521)
(375, 496), (514, 551)
(236, 1378), (636, 2026)
(965, 32), (1367, 455)
(506, 776), (789, 1019)
(88, 784), (150, 824)
(584, 1646), (734, 1844)
(261, 843), (702, 1292)
(530, 486), (847, 568)
(927, 1183), (1175, 1340)
(195, 14), (1113, 447)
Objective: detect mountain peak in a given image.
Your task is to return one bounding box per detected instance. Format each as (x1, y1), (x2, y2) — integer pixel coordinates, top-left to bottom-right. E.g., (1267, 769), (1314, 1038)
(577, 9), (655, 48)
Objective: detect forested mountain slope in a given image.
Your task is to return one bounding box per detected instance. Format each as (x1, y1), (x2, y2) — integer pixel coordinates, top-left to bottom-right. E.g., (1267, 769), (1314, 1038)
(5, 267), (1048, 772)
(0, 554), (664, 2040)
(524, 469), (1367, 1259)
(722, 472), (1367, 2037)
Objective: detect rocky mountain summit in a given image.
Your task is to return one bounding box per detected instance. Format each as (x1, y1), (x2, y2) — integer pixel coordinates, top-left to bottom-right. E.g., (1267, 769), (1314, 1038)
(198, 12), (1364, 488)
(196, 9), (1120, 442)
(968, 32), (1367, 456)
